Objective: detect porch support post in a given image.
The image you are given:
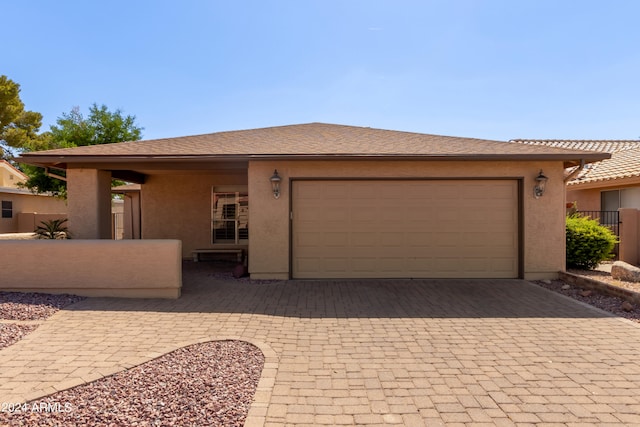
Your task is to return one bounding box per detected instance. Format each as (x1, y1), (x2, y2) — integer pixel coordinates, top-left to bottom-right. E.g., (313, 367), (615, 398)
(67, 168), (113, 239)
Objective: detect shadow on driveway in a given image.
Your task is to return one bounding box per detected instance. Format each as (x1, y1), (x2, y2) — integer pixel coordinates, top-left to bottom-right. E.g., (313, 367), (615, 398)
(65, 262), (612, 320)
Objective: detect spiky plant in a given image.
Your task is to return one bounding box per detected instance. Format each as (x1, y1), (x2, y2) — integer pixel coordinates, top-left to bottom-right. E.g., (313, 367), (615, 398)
(34, 219), (71, 239)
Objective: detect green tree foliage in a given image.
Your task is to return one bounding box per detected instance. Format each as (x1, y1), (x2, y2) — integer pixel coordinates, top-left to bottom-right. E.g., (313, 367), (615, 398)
(49, 104), (142, 148)
(21, 104), (143, 194)
(0, 75), (50, 158)
(566, 214), (618, 269)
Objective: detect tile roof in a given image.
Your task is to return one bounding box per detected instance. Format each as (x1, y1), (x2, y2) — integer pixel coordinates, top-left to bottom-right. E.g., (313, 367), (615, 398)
(20, 123), (607, 164)
(567, 147), (640, 185)
(509, 139), (640, 185)
(510, 139), (640, 153)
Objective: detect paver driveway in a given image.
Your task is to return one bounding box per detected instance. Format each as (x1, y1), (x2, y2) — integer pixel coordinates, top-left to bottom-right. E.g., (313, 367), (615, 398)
(2, 262), (640, 426)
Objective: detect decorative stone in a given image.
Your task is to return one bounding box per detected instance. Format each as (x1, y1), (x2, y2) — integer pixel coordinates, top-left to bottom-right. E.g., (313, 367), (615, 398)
(580, 290), (592, 297)
(611, 261), (640, 283)
(622, 301), (634, 312)
(561, 284), (571, 290)
(232, 264), (248, 278)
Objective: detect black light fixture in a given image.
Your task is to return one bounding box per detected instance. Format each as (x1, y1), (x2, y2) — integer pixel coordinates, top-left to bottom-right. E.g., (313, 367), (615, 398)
(534, 170), (548, 199)
(270, 169), (281, 199)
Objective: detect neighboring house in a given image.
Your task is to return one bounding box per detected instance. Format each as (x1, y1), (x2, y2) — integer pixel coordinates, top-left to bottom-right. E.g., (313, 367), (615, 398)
(510, 140), (640, 211)
(0, 160), (67, 233)
(19, 123), (608, 280)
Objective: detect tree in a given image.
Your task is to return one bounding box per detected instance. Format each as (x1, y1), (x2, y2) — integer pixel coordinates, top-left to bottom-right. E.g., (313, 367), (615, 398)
(49, 104), (143, 147)
(21, 104), (143, 194)
(0, 75), (49, 158)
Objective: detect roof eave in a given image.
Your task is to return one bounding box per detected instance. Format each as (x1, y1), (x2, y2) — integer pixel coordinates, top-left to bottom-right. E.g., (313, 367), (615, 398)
(18, 151), (611, 167)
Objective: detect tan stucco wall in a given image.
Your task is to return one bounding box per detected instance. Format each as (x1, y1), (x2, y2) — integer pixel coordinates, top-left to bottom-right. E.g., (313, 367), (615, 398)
(619, 208), (640, 266)
(248, 160), (567, 280)
(17, 213), (68, 233)
(67, 168), (112, 239)
(0, 240), (182, 298)
(141, 172), (247, 257)
(0, 162), (26, 188)
(0, 192), (67, 233)
(567, 188), (601, 211)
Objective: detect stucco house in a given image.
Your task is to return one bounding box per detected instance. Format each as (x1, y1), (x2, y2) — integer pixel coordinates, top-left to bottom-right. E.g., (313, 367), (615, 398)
(19, 123), (608, 281)
(0, 160), (67, 233)
(510, 140), (640, 212)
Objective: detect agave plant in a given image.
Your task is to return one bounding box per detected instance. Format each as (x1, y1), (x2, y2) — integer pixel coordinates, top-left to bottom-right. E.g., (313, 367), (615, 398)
(34, 219), (71, 239)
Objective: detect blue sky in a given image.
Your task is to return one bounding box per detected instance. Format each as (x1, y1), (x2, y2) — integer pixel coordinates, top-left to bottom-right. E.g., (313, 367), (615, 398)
(4, 1), (640, 141)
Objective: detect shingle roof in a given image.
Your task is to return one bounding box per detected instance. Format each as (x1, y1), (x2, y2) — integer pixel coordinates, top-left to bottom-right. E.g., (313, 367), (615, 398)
(20, 123), (607, 165)
(509, 139), (640, 185)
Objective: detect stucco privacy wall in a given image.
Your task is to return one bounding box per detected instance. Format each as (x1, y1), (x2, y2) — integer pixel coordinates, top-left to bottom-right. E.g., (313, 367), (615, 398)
(0, 192), (67, 233)
(141, 173), (248, 257)
(17, 213), (68, 233)
(248, 160), (567, 280)
(619, 208), (640, 266)
(0, 240), (182, 298)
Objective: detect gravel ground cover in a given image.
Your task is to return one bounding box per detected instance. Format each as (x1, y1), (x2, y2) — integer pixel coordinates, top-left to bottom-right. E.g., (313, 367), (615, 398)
(0, 292), (86, 321)
(0, 324), (39, 350)
(534, 276), (640, 323)
(0, 340), (264, 427)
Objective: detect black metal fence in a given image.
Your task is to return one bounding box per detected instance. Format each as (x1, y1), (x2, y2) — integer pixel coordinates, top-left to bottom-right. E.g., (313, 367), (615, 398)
(576, 210), (620, 258)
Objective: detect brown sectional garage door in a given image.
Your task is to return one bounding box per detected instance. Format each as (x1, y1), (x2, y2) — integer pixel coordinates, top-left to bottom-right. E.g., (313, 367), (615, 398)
(292, 180), (519, 279)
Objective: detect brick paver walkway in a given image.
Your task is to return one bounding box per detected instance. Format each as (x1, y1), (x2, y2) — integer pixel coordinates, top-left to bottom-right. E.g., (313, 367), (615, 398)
(2, 263), (640, 426)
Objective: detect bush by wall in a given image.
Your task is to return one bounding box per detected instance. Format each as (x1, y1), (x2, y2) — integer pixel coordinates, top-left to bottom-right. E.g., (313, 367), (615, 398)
(566, 214), (618, 269)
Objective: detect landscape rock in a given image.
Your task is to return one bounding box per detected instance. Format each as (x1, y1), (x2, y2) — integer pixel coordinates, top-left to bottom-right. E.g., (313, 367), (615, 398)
(232, 264), (248, 278)
(580, 290), (592, 297)
(611, 261), (640, 283)
(561, 284), (571, 290)
(622, 301), (634, 312)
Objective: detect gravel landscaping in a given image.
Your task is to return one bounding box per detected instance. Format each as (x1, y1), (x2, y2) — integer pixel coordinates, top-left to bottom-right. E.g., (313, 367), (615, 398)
(536, 279), (640, 322)
(0, 324), (38, 350)
(0, 290), (265, 426)
(0, 292), (86, 321)
(0, 340), (264, 427)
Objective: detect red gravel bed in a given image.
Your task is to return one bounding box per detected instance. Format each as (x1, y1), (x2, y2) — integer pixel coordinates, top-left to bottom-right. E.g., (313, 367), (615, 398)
(0, 340), (264, 427)
(0, 324), (39, 350)
(0, 292), (86, 321)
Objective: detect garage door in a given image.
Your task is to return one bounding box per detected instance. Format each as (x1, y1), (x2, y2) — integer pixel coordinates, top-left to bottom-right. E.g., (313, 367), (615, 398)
(292, 180), (520, 279)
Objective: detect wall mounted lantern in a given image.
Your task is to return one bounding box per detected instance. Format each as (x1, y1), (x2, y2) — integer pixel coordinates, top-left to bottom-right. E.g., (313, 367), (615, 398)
(534, 170), (548, 199)
(270, 169), (281, 199)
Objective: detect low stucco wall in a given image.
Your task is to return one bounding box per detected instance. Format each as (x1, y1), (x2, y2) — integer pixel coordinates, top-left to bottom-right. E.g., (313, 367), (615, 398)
(17, 213), (68, 233)
(0, 240), (182, 298)
(0, 192), (67, 233)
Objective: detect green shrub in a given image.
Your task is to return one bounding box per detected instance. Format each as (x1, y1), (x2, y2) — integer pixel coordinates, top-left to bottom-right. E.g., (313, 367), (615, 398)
(34, 218), (71, 239)
(566, 214), (617, 269)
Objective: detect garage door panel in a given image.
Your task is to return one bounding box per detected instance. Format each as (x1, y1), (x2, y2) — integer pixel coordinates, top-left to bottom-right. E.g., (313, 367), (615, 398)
(296, 231), (324, 247)
(351, 232), (377, 247)
(324, 233), (349, 246)
(292, 180), (519, 279)
(406, 232), (434, 246)
(377, 258), (405, 272)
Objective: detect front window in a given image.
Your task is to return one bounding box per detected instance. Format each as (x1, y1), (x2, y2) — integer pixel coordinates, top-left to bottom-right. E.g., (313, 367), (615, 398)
(212, 191), (248, 244)
(1, 200), (12, 218)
